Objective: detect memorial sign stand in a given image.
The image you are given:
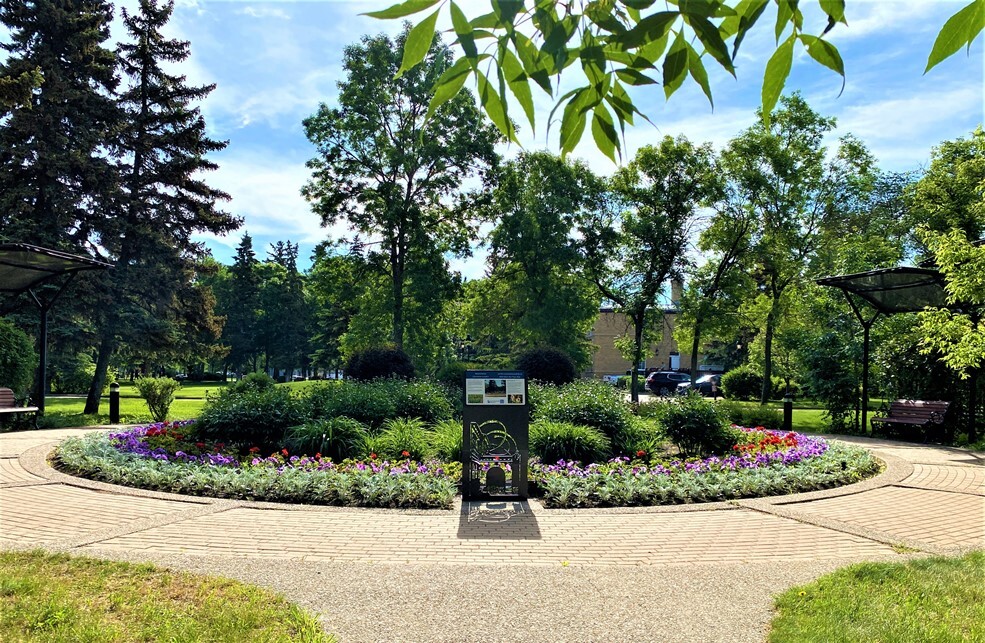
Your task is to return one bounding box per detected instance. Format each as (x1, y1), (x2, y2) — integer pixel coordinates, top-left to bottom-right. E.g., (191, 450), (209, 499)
(462, 370), (528, 499)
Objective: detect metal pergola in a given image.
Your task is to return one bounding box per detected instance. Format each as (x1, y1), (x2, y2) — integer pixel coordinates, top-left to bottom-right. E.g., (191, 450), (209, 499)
(817, 266), (978, 439)
(0, 243), (113, 413)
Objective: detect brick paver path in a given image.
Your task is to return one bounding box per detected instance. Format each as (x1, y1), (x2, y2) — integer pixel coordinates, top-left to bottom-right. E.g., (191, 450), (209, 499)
(1, 428), (981, 642)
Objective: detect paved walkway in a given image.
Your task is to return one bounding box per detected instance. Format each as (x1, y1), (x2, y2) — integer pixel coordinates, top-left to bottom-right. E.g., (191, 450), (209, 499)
(1, 428), (982, 642)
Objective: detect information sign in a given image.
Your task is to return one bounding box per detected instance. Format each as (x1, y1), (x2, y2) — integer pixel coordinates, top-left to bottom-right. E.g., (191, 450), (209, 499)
(462, 370), (528, 499)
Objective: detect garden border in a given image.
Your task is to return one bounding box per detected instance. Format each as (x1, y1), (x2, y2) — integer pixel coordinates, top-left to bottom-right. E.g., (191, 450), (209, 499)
(20, 434), (906, 517)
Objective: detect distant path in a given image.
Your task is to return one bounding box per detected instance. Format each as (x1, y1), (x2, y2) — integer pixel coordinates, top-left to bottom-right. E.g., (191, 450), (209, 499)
(2, 428), (981, 642)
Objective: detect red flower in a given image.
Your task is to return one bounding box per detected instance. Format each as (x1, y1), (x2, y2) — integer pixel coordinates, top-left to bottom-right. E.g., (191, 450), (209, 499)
(370, 453), (377, 460)
(281, 448), (289, 456)
(314, 453), (322, 460)
(195, 442), (206, 449)
(636, 450), (646, 458)
(248, 446), (260, 454)
(401, 450), (410, 457)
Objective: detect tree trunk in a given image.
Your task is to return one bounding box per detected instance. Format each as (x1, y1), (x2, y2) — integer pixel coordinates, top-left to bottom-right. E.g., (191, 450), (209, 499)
(391, 241), (404, 350)
(761, 306), (777, 405)
(630, 310), (646, 405)
(83, 333), (115, 414)
(689, 315), (705, 386)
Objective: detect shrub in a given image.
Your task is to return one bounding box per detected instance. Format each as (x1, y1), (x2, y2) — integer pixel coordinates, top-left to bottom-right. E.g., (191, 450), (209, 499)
(228, 371), (276, 394)
(283, 417), (369, 461)
(514, 347), (577, 386)
(304, 381), (397, 429)
(533, 379), (634, 451)
(659, 393), (736, 457)
(196, 387), (306, 448)
(429, 419), (463, 461)
(134, 377), (181, 423)
(0, 318), (35, 398)
(530, 420), (611, 464)
(390, 379), (455, 423)
(372, 417), (432, 460)
(50, 352), (116, 395)
(346, 347), (415, 381)
(435, 361), (468, 389)
(715, 400), (784, 431)
(721, 365), (764, 401)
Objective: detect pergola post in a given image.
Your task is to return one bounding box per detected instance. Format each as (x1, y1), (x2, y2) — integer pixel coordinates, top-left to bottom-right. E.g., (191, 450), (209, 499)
(841, 291), (879, 434)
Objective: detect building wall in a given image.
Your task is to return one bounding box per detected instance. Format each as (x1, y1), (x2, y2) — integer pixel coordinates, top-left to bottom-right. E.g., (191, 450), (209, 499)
(587, 309), (695, 377)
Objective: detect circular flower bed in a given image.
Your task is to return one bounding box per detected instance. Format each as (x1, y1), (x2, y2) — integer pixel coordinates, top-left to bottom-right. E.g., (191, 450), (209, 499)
(52, 422), (881, 510)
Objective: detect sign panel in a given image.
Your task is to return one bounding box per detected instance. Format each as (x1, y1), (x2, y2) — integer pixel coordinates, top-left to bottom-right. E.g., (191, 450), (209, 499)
(462, 370), (528, 499)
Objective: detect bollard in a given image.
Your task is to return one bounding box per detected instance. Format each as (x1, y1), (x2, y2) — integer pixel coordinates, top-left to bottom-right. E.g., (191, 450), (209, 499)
(782, 391), (793, 433)
(109, 381), (120, 424)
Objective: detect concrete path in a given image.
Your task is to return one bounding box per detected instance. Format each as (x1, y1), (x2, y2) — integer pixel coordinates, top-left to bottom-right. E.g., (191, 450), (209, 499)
(1, 428), (982, 642)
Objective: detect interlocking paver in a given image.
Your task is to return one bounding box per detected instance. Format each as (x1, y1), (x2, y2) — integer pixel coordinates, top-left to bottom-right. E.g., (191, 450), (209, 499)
(785, 485), (985, 548)
(901, 463), (984, 495)
(0, 483), (200, 545)
(0, 457), (45, 484)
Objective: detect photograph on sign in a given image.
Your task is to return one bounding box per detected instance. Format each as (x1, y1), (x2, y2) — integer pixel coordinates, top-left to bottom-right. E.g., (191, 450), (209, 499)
(465, 371), (525, 405)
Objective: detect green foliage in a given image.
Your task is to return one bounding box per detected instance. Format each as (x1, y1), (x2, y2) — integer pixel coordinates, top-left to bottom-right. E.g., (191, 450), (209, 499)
(659, 393), (735, 456)
(391, 379), (454, 423)
(715, 400), (784, 432)
(345, 347), (416, 381)
(721, 365), (763, 401)
(133, 377), (181, 423)
(799, 332), (861, 433)
(305, 381), (396, 429)
(770, 551), (985, 643)
(434, 361), (467, 389)
(514, 347), (577, 386)
(429, 418), (463, 461)
(228, 371), (276, 394)
(0, 318), (35, 398)
(283, 417), (369, 461)
(372, 417), (432, 460)
(530, 420), (611, 464)
(532, 379), (636, 453)
(196, 387), (306, 448)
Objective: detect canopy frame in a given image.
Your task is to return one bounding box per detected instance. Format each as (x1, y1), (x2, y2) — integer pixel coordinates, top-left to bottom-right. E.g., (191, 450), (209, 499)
(0, 243), (112, 414)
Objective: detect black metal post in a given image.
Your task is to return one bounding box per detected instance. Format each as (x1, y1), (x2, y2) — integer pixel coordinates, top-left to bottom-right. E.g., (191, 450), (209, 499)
(35, 303), (48, 415)
(109, 381), (120, 424)
(782, 391), (793, 432)
(861, 322), (870, 434)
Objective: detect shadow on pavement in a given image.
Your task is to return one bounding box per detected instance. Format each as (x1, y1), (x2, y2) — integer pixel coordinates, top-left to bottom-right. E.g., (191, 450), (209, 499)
(457, 500), (542, 540)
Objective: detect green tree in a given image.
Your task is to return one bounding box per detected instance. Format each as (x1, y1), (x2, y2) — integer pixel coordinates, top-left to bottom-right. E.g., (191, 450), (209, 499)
(306, 244), (368, 376)
(302, 26), (500, 350)
(216, 234), (262, 374)
(367, 0), (982, 156)
(581, 137), (720, 401)
(83, 0), (237, 413)
(258, 242), (308, 380)
(482, 151), (601, 366)
(724, 93), (876, 404)
(0, 0), (119, 248)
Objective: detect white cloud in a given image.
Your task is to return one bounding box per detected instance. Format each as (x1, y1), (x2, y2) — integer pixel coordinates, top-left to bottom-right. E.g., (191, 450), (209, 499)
(236, 5), (291, 20)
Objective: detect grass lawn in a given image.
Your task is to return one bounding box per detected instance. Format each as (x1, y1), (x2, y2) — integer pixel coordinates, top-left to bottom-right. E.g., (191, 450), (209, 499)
(0, 550), (333, 642)
(770, 551), (985, 642)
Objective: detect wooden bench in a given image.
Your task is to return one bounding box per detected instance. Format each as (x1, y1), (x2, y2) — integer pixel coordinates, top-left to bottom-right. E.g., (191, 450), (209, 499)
(0, 387), (39, 429)
(871, 399), (951, 443)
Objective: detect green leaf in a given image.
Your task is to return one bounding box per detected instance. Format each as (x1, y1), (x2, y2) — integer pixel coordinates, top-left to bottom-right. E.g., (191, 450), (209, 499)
(397, 9), (440, 78)
(799, 34), (845, 94)
(425, 56), (471, 121)
(819, 0), (846, 24)
(607, 81), (636, 126)
(450, 2), (478, 59)
(687, 43), (713, 107)
(762, 35), (794, 125)
(615, 68), (658, 85)
(591, 103), (619, 162)
(560, 90), (591, 156)
(501, 47), (535, 129)
(492, 0), (523, 25)
(775, 0), (796, 42)
(729, 0), (769, 56)
(614, 11), (677, 50)
(663, 31), (688, 99)
(476, 70), (516, 142)
(925, 0), (985, 73)
(679, 0), (736, 19)
(580, 45), (607, 86)
(469, 12), (500, 29)
(363, 0), (441, 19)
(684, 14), (735, 75)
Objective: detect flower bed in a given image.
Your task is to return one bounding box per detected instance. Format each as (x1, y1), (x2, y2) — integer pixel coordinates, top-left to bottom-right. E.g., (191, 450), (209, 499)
(52, 423), (880, 510)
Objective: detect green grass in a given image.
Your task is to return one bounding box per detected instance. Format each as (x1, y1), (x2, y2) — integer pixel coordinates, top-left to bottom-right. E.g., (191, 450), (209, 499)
(769, 551), (985, 642)
(0, 550), (334, 642)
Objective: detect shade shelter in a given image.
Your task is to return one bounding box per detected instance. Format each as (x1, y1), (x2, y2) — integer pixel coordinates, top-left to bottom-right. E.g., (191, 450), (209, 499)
(0, 243), (113, 413)
(816, 266), (978, 439)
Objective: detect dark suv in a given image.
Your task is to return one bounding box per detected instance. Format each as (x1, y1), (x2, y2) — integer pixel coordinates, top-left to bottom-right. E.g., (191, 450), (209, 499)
(645, 371), (691, 395)
(675, 373), (722, 396)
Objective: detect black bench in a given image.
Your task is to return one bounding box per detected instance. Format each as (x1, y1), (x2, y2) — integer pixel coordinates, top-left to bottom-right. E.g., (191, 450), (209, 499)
(871, 399), (951, 443)
(0, 387), (39, 429)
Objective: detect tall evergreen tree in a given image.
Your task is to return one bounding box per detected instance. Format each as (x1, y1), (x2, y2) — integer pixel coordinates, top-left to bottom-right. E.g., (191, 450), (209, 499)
(0, 0), (119, 248)
(219, 234), (262, 374)
(83, 0), (238, 412)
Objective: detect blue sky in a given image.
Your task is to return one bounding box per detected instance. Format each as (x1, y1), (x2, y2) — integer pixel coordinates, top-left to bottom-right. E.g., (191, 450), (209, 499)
(83, 2), (985, 273)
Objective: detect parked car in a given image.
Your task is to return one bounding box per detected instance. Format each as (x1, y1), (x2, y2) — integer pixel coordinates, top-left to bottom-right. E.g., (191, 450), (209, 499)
(676, 373), (722, 396)
(645, 371), (691, 395)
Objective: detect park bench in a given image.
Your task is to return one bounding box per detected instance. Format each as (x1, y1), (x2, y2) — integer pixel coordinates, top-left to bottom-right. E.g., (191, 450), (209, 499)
(0, 387), (39, 429)
(871, 399), (951, 443)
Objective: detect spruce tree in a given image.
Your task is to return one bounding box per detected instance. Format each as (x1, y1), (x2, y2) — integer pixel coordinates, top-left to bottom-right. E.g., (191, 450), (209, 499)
(0, 0), (119, 247)
(221, 234), (262, 374)
(83, 0), (239, 412)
